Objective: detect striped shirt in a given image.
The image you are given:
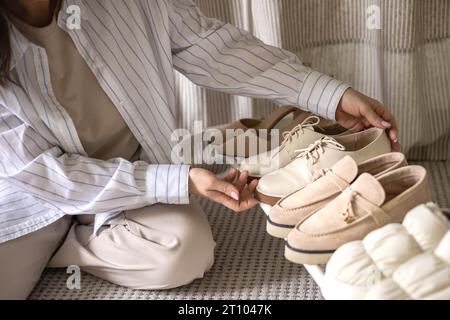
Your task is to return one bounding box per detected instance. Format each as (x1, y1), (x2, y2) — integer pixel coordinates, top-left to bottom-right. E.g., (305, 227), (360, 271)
(0, 0), (350, 244)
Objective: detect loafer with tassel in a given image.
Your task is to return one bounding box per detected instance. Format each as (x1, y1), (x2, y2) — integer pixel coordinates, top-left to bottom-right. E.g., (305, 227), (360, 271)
(284, 166), (432, 265)
(267, 153), (407, 239)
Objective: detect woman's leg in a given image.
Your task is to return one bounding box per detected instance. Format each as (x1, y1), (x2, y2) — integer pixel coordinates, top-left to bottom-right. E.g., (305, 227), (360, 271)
(0, 217), (72, 299)
(48, 201), (216, 290)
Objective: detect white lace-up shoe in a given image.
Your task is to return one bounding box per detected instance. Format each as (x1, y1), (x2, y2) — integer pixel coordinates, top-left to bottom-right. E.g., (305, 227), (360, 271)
(255, 128), (391, 205)
(239, 116), (346, 178)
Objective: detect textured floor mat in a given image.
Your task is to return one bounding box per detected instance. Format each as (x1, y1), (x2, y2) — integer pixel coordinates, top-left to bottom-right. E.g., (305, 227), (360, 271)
(30, 161), (449, 300)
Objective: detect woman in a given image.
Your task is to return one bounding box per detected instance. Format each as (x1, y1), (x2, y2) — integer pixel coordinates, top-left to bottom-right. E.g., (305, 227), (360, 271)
(0, 0), (399, 299)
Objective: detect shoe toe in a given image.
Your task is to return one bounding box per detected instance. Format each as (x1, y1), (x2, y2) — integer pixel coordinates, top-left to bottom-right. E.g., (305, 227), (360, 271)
(286, 226), (308, 248)
(286, 220), (335, 253)
(269, 205), (297, 228)
(258, 170), (306, 198)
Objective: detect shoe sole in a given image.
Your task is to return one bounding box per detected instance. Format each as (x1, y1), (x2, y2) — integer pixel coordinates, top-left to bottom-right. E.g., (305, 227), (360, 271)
(255, 190), (281, 206)
(284, 242), (334, 265)
(266, 218), (293, 239)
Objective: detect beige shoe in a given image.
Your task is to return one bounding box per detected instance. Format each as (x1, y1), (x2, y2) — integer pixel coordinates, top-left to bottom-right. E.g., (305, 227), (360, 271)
(256, 128), (392, 205)
(285, 166), (432, 265)
(213, 106), (302, 138)
(267, 153), (407, 239)
(213, 106), (308, 160)
(239, 116), (347, 178)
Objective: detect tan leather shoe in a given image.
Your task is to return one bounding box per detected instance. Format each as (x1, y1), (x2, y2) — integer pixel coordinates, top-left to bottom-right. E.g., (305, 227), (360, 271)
(256, 128), (392, 205)
(285, 166), (432, 265)
(214, 106), (302, 138)
(212, 106), (307, 160)
(239, 116), (347, 178)
(267, 153), (407, 239)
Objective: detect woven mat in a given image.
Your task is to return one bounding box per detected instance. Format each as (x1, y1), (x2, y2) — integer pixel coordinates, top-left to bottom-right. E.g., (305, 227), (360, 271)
(30, 161), (450, 300)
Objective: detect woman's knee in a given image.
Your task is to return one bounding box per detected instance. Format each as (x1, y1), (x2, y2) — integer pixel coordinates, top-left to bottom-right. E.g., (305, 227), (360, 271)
(93, 203), (216, 290)
(143, 204), (216, 289)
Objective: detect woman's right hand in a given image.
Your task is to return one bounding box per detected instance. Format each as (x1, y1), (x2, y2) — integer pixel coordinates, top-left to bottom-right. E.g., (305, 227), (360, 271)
(336, 88), (400, 151)
(189, 167), (259, 213)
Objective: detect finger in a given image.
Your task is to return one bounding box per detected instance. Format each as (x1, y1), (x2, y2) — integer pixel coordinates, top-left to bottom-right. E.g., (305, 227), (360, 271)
(388, 119), (399, 143)
(234, 170), (248, 193)
(370, 100), (396, 129)
(214, 179), (240, 201)
(362, 118), (371, 129)
(224, 168), (238, 183)
(391, 140), (401, 152)
(247, 179), (259, 194)
(349, 121), (365, 133)
(338, 117), (359, 130)
(212, 191), (257, 213)
(209, 191), (240, 211)
(359, 103), (389, 129)
(371, 99), (393, 122)
(241, 179), (259, 198)
(371, 100), (399, 142)
(236, 197), (259, 212)
(372, 99), (399, 143)
(389, 129), (399, 143)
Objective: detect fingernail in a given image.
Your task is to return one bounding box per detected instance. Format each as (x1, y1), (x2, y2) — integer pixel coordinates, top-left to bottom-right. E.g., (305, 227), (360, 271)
(390, 132), (398, 142)
(381, 121), (391, 128)
(231, 192), (239, 201)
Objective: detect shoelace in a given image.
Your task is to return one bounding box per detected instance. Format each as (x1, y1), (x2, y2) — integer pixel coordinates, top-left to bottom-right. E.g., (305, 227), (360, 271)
(340, 189), (360, 224)
(293, 137), (346, 165)
(277, 116), (321, 150)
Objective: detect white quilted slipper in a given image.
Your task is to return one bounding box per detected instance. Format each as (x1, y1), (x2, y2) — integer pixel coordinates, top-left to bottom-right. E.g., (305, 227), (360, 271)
(321, 203), (450, 300)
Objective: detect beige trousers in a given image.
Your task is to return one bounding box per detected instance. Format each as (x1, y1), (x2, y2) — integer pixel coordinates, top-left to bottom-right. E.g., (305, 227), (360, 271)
(0, 202), (215, 299)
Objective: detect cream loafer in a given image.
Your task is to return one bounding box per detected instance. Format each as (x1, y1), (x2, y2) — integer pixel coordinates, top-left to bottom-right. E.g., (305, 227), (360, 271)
(284, 166), (432, 265)
(267, 153), (407, 239)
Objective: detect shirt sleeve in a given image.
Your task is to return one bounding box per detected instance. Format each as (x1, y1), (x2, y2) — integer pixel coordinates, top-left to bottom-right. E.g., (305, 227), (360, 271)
(166, 0), (351, 120)
(0, 103), (191, 216)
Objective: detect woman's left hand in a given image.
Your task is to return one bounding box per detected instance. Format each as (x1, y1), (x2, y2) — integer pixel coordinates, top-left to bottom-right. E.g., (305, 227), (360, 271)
(189, 167), (259, 213)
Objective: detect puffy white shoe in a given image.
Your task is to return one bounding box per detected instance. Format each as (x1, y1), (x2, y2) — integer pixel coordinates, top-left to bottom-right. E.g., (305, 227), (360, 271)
(322, 203), (450, 300)
(255, 128), (391, 205)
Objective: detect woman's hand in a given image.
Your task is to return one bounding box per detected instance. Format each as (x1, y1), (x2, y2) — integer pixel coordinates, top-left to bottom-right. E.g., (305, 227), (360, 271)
(336, 88), (400, 151)
(189, 167), (259, 213)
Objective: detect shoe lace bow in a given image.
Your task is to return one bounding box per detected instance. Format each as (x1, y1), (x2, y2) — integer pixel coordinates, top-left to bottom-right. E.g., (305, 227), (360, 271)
(277, 116), (321, 151)
(293, 137), (346, 165)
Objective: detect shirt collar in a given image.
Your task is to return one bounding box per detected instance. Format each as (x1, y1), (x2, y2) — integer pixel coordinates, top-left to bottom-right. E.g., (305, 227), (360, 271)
(9, 0), (88, 71)
(9, 22), (31, 71)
